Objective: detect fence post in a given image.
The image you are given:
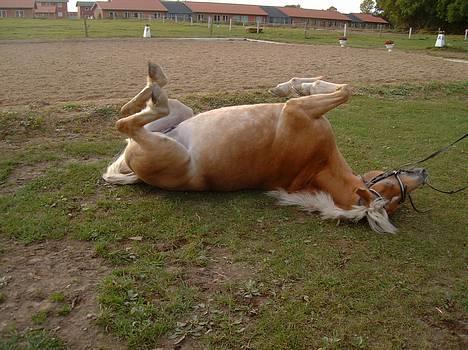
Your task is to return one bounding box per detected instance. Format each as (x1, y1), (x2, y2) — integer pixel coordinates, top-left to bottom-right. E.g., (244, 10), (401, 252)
(408, 27), (412, 39)
(83, 16), (89, 38)
(465, 29), (468, 40)
(229, 18), (232, 32)
(343, 23), (347, 38)
(256, 20), (260, 34)
(190, 17), (193, 25)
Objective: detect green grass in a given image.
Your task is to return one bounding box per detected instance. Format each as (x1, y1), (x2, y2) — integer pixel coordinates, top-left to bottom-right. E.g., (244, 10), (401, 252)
(0, 329), (66, 350)
(0, 18), (466, 53)
(0, 83), (467, 349)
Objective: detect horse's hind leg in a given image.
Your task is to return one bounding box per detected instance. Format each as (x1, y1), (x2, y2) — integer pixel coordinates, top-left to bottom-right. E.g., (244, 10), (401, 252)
(120, 63), (169, 117)
(117, 84), (170, 142)
(116, 83), (192, 188)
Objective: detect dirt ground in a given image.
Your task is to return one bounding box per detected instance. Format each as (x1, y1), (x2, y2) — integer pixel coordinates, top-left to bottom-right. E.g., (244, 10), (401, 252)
(0, 38), (467, 106)
(0, 238), (125, 349)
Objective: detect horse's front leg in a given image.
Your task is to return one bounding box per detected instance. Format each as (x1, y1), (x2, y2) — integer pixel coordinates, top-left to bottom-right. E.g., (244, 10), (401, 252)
(282, 84), (351, 121)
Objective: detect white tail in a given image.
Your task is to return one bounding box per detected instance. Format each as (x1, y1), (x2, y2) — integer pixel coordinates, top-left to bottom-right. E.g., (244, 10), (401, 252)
(268, 189), (397, 234)
(102, 139), (140, 185)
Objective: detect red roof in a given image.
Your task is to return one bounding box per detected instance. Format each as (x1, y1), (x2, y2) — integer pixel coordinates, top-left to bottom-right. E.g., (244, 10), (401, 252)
(94, 0), (167, 12)
(279, 7), (350, 21)
(0, 0), (35, 8)
(350, 13), (388, 24)
(185, 1), (267, 16)
(35, 5), (56, 13)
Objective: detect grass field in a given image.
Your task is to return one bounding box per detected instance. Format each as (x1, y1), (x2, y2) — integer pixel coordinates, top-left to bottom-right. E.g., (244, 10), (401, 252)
(1, 82), (467, 349)
(0, 18), (467, 53)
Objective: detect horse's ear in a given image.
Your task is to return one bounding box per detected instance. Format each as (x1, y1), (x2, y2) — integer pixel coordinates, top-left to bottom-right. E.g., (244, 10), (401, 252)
(355, 187), (373, 206)
(385, 196), (400, 215)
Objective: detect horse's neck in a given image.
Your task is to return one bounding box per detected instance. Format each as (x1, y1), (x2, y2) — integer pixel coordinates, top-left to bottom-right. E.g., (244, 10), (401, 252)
(312, 150), (363, 209)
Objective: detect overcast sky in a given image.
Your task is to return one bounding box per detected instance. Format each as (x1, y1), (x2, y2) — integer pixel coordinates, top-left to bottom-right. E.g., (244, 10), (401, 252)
(68, 0), (362, 13)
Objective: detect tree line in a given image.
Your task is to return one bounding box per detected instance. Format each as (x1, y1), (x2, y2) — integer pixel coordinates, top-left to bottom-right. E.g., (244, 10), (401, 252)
(360, 0), (467, 33)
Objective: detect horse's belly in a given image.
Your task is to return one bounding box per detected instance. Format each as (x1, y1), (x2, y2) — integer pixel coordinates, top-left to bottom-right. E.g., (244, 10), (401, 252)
(172, 104), (289, 190)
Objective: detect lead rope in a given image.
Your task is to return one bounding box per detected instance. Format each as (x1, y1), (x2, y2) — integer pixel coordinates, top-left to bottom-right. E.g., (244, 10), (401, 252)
(399, 133), (467, 169)
(401, 133), (468, 196)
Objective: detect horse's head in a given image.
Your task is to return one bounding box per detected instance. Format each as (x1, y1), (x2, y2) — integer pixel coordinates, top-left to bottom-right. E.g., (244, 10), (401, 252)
(358, 168), (428, 215)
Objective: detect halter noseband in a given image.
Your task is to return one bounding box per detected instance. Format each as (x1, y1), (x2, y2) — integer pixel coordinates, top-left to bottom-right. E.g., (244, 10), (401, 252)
(365, 170), (407, 204)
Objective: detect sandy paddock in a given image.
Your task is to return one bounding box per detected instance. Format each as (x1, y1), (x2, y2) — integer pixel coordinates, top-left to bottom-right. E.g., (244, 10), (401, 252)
(0, 38), (467, 106)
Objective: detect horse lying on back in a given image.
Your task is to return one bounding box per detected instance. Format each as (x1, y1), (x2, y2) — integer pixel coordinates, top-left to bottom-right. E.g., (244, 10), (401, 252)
(104, 63), (427, 233)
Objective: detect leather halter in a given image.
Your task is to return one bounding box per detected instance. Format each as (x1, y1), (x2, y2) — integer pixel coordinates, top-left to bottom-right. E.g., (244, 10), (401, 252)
(365, 170), (407, 204)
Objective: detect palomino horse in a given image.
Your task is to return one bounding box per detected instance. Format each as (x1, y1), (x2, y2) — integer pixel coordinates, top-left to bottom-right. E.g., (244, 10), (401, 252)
(103, 63), (427, 233)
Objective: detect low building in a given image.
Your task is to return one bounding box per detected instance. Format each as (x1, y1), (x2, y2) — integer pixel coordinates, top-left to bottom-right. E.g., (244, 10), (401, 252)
(346, 13), (389, 29)
(93, 0), (168, 20)
(278, 7), (351, 27)
(76, 1), (95, 19)
(0, 0), (35, 18)
(185, 1), (268, 24)
(35, 0), (69, 18)
(161, 1), (192, 21)
(260, 5), (289, 25)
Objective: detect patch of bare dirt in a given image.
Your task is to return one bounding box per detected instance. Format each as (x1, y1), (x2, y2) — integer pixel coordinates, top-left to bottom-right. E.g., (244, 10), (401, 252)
(0, 238), (126, 350)
(185, 247), (254, 292)
(0, 162), (54, 194)
(0, 39), (467, 106)
(158, 246), (258, 350)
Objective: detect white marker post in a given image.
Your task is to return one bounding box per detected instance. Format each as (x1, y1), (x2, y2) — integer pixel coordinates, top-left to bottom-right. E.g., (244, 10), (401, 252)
(208, 16), (211, 28)
(343, 23), (347, 38)
(229, 18), (232, 32)
(143, 24), (151, 38)
(408, 27), (412, 39)
(256, 20), (260, 34)
(435, 31), (446, 48)
(465, 29), (468, 41)
(190, 17), (193, 25)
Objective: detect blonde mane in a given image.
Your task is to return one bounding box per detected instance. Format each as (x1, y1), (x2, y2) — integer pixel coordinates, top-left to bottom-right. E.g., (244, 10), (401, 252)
(268, 189), (397, 234)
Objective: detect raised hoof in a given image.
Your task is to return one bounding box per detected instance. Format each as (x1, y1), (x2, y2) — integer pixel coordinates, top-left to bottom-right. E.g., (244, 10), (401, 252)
(148, 62), (168, 87)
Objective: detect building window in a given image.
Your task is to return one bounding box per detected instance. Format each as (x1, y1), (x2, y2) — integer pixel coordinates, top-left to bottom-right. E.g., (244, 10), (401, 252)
(213, 15), (220, 22)
(197, 14), (204, 21)
(109, 11), (115, 18)
(124, 12), (130, 18)
(0, 10), (7, 18)
(16, 10), (24, 17)
(58, 12), (63, 17)
(154, 12), (160, 19)
(222, 15), (228, 22)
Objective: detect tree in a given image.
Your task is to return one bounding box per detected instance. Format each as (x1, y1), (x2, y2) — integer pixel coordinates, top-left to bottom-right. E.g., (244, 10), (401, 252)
(327, 6), (337, 11)
(375, 0), (467, 32)
(360, 0), (376, 14)
(285, 5), (301, 8)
